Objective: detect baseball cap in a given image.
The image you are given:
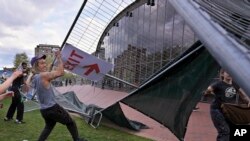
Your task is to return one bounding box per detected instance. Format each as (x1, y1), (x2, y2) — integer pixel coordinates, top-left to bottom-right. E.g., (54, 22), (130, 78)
(30, 55), (46, 66)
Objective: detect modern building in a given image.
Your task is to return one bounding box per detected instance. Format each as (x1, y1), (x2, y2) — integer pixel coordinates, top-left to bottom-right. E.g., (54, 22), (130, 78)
(67, 0), (198, 90)
(66, 0), (249, 92)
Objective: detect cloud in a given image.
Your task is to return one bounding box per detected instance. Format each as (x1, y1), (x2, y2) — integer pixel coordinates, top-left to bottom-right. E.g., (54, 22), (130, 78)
(0, 0), (50, 27)
(0, 0), (83, 68)
(0, 47), (30, 68)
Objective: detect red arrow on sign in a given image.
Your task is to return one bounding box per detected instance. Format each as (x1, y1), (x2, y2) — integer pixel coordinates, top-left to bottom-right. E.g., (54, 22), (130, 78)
(83, 64), (100, 76)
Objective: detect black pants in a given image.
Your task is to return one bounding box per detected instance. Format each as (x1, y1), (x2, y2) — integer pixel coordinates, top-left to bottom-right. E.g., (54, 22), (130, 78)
(6, 87), (24, 121)
(38, 104), (79, 141)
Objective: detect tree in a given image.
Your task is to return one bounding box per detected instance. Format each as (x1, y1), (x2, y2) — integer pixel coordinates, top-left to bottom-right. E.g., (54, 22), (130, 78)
(61, 71), (77, 80)
(45, 55), (54, 70)
(13, 52), (29, 68)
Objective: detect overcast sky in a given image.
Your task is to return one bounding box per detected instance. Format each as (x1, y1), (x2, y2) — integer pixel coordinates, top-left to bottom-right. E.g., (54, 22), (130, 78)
(0, 0), (82, 68)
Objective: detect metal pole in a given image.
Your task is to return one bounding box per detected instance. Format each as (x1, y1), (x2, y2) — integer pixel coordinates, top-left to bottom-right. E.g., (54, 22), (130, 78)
(50, 0), (88, 70)
(60, 0), (88, 50)
(169, 0), (250, 96)
(105, 74), (139, 88)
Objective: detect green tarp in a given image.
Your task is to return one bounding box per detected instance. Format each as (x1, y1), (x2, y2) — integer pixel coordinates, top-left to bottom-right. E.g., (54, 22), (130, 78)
(103, 103), (148, 131)
(120, 42), (219, 140)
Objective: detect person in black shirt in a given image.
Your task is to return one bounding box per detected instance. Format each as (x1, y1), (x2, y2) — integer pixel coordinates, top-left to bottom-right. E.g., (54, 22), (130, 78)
(204, 70), (250, 141)
(4, 62), (28, 124)
(0, 70), (22, 94)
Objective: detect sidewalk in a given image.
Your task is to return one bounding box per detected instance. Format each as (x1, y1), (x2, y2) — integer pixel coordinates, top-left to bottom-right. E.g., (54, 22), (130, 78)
(109, 102), (216, 141)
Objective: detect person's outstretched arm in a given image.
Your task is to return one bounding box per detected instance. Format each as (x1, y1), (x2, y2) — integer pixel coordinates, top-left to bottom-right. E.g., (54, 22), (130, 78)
(238, 88), (250, 107)
(0, 91), (14, 101)
(0, 70), (22, 94)
(40, 51), (64, 87)
(204, 85), (214, 96)
(25, 71), (34, 91)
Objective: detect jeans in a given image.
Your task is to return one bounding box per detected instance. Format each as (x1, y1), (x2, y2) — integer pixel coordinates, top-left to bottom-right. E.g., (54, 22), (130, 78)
(210, 108), (230, 141)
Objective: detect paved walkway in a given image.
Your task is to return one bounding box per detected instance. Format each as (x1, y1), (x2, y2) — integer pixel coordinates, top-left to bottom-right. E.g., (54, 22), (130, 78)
(113, 102), (216, 141)
(57, 85), (217, 141)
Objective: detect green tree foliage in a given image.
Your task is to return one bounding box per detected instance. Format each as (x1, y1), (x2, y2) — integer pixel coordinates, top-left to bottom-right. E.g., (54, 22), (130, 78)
(61, 71), (77, 80)
(13, 52), (29, 68)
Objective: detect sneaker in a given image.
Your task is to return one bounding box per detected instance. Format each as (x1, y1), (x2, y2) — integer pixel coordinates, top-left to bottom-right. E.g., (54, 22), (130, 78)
(15, 119), (25, 124)
(4, 117), (13, 121)
(77, 138), (88, 141)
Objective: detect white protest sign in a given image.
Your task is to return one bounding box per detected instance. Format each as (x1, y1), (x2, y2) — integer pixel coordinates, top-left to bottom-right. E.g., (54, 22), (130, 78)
(61, 43), (113, 81)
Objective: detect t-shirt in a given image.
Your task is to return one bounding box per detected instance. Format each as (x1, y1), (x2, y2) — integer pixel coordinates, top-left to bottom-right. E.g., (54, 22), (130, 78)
(210, 80), (240, 109)
(12, 75), (25, 89)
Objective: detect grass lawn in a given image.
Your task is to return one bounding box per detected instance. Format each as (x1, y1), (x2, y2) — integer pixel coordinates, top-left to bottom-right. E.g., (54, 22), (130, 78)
(0, 99), (152, 141)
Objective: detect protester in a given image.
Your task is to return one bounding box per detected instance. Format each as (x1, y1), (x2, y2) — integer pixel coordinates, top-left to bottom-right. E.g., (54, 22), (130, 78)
(69, 79), (72, 85)
(204, 70), (250, 141)
(65, 79), (68, 86)
(26, 52), (87, 141)
(0, 69), (22, 110)
(4, 62), (28, 124)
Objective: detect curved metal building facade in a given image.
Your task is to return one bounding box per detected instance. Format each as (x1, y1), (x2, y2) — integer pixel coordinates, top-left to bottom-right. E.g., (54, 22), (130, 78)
(96, 0), (197, 85)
